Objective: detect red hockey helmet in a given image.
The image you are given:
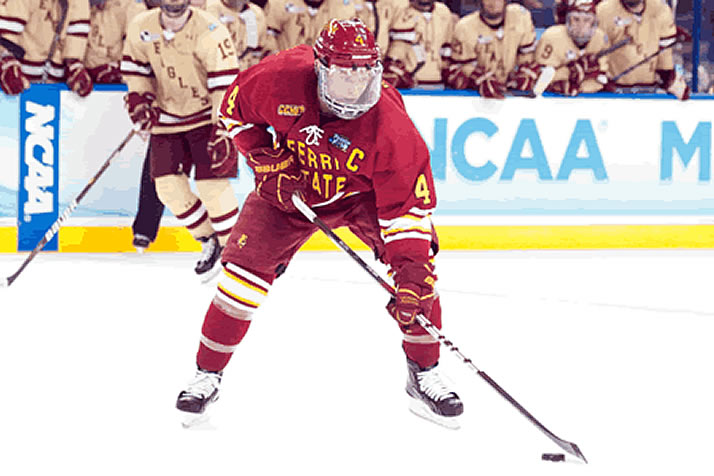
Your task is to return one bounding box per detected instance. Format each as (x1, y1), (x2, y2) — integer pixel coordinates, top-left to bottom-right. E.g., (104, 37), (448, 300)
(563, 0), (597, 45)
(313, 19), (383, 120)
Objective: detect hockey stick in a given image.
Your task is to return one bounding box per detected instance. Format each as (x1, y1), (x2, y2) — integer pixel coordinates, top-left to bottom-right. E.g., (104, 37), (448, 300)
(43, 0), (68, 83)
(291, 194), (588, 463)
(0, 37), (26, 60)
(1, 127), (138, 289)
(611, 27), (691, 83)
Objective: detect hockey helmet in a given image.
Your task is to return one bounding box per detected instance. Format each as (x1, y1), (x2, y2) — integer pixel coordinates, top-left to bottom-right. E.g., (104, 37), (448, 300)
(89, 0), (107, 7)
(313, 18), (383, 120)
(564, 0), (597, 46)
(160, 0), (191, 17)
(145, 0), (162, 8)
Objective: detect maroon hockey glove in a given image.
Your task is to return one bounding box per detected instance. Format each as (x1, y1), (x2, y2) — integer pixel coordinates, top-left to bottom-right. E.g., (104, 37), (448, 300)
(387, 262), (437, 332)
(548, 79), (579, 97)
(0, 54), (29, 95)
(247, 146), (306, 212)
(469, 67), (506, 99)
(444, 64), (469, 89)
(88, 63), (122, 84)
(382, 57), (417, 89)
(65, 59), (93, 97)
(657, 69), (690, 101)
(208, 121), (238, 178)
(124, 91), (159, 131)
(567, 54), (600, 87)
(508, 62), (543, 92)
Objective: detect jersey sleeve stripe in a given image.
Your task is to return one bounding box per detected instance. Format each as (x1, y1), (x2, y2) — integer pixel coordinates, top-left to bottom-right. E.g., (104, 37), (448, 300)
(0, 17), (26, 34)
(207, 70), (239, 91)
(389, 30), (417, 42)
(659, 35), (677, 48)
(66, 20), (90, 37)
(120, 57), (153, 76)
(518, 41), (536, 54)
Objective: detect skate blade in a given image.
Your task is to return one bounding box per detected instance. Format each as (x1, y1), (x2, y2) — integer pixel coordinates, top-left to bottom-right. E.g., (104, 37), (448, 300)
(408, 399), (461, 430)
(179, 410), (211, 429)
(198, 263), (222, 285)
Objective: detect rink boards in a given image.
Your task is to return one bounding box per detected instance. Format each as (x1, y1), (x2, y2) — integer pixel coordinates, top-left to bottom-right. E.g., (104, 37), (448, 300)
(1, 85), (714, 252)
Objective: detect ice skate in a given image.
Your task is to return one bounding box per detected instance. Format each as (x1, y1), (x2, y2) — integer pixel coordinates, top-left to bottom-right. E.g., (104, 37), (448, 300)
(132, 234), (151, 253)
(195, 233), (223, 283)
(176, 368), (222, 428)
(406, 358), (463, 429)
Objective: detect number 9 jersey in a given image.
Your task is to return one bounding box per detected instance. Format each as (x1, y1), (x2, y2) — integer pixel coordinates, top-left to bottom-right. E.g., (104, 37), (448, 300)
(121, 6), (240, 134)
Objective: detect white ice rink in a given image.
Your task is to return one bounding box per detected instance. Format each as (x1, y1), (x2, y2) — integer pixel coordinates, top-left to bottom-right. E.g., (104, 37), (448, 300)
(1, 249), (713, 475)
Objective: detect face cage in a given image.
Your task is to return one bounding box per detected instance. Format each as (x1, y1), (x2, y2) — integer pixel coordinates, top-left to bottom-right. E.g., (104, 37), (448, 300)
(317, 61), (383, 120)
(566, 11), (597, 46)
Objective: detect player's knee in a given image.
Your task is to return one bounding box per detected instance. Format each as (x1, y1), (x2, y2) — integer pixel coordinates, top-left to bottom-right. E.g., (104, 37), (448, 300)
(154, 174), (196, 213)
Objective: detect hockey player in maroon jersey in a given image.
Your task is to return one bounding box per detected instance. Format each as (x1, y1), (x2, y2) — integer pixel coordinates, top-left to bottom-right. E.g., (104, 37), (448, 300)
(176, 18), (464, 428)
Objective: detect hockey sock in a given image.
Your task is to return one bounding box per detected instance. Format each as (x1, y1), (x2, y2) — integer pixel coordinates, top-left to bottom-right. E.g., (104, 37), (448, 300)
(197, 302), (251, 372)
(402, 296), (442, 369)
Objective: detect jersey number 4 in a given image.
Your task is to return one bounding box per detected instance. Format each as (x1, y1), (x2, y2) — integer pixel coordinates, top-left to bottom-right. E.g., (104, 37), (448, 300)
(415, 174), (431, 205)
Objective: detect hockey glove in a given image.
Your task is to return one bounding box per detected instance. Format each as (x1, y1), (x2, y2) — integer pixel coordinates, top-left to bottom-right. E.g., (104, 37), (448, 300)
(548, 79), (579, 97)
(469, 67), (506, 99)
(65, 59), (93, 97)
(0, 54), (29, 95)
(657, 69), (690, 101)
(444, 64), (470, 90)
(208, 121), (238, 178)
(125, 91), (159, 131)
(507, 62), (543, 92)
(248, 147), (306, 212)
(387, 262), (437, 332)
(382, 57), (417, 89)
(88, 63), (122, 84)
(567, 53), (600, 88)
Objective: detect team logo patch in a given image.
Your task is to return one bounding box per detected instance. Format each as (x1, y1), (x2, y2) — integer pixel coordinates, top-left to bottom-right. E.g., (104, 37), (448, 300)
(477, 35), (492, 44)
(237, 234), (248, 249)
(566, 50), (577, 61)
(328, 133), (351, 152)
(277, 104), (305, 116)
(300, 125), (324, 146)
(613, 16), (632, 27)
(140, 30), (160, 42)
(219, 14), (236, 24)
(208, 23), (218, 31)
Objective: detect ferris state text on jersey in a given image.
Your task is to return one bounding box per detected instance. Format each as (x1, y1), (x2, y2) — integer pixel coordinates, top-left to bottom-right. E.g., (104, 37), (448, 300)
(218, 45), (437, 215)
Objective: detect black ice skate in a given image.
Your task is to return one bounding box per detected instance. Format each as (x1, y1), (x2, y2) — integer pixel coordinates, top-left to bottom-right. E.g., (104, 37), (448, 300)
(406, 358), (463, 429)
(195, 233), (223, 283)
(132, 234), (151, 253)
(176, 368), (222, 428)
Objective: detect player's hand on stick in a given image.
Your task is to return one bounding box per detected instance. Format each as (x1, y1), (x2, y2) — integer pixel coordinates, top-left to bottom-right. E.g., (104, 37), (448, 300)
(208, 121), (238, 177)
(444, 64), (470, 89)
(387, 262), (437, 332)
(657, 68), (690, 100)
(382, 57), (417, 89)
(65, 59), (93, 97)
(470, 67), (506, 99)
(124, 91), (159, 131)
(507, 62), (543, 92)
(88, 63), (122, 84)
(0, 54), (29, 95)
(248, 147), (306, 212)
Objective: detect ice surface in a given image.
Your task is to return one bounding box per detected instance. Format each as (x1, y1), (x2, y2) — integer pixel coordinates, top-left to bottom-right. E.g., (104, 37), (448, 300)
(1, 249), (713, 475)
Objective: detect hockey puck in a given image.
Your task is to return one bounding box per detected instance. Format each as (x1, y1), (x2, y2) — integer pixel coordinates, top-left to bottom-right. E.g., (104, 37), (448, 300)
(542, 453), (565, 462)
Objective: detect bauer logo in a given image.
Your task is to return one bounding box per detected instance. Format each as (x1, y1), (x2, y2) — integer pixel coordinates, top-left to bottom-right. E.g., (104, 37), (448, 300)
(18, 84), (60, 252)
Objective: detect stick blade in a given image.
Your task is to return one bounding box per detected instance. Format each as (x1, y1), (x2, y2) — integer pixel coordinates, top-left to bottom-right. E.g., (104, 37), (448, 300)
(0, 277), (9, 289)
(532, 66), (555, 96)
(554, 439), (588, 463)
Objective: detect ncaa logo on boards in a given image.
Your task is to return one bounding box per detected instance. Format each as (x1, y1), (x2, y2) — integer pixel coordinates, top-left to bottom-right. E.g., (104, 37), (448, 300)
(23, 101), (56, 218)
